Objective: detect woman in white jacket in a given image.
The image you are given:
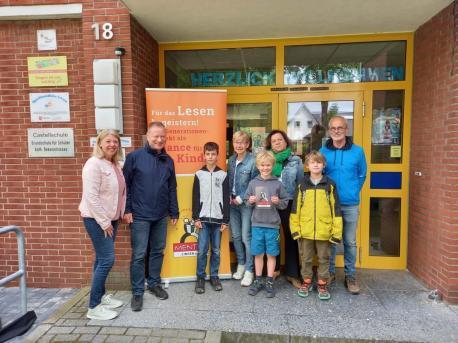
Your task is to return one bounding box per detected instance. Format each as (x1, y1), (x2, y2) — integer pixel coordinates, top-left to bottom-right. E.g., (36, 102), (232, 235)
(79, 129), (126, 320)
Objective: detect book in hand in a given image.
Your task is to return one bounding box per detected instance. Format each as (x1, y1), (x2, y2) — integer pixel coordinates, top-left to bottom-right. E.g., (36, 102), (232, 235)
(255, 186), (271, 208)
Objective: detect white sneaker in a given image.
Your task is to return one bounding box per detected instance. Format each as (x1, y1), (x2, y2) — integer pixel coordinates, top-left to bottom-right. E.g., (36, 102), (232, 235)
(86, 304), (118, 320)
(241, 271), (254, 286)
(101, 294), (123, 309)
(232, 264), (246, 280)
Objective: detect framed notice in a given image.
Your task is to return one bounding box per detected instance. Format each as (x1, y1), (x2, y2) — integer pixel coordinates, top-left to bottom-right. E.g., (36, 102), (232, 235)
(27, 56), (68, 87)
(28, 128), (74, 157)
(29, 93), (70, 122)
(37, 29), (57, 51)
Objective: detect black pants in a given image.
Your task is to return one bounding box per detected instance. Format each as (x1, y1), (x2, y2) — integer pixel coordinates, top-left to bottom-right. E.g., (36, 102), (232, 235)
(276, 200), (301, 279)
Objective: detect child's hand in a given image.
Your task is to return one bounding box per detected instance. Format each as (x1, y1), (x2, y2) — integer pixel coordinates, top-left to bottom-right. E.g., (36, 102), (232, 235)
(194, 220), (202, 229)
(271, 195), (279, 204)
(220, 224), (228, 232)
(248, 195), (257, 204)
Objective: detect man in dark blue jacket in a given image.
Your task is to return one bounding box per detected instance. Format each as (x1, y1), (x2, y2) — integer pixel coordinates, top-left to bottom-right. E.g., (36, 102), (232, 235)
(320, 116), (367, 295)
(123, 121), (179, 311)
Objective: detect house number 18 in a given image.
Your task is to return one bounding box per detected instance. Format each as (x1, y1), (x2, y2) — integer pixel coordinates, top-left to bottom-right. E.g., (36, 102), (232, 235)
(91, 23), (114, 40)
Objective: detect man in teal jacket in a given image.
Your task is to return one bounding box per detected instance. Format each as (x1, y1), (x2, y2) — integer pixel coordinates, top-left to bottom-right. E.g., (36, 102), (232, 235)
(320, 116), (367, 294)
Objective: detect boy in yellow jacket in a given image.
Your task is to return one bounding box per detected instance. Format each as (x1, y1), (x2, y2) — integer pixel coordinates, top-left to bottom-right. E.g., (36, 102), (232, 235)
(290, 151), (342, 300)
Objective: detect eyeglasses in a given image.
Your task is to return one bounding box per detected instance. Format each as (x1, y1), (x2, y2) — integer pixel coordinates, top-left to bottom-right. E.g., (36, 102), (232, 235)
(329, 126), (346, 132)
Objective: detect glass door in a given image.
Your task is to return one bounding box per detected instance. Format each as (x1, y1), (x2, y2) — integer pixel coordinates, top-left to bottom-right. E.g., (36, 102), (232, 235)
(279, 92), (365, 269)
(226, 94), (278, 158)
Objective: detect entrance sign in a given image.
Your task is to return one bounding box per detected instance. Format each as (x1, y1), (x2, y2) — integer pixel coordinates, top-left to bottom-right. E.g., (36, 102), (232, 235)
(28, 128), (74, 157)
(29, 93), (70, 122)
(27, 56), (68, 87)
(145, 88), (229, 282)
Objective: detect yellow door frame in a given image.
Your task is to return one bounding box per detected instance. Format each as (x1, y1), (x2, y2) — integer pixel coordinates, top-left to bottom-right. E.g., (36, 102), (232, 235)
(159, 32), (413, 270)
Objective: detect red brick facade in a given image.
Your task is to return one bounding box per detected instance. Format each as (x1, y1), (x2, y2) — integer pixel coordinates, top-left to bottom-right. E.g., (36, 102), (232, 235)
(0, 0), (158, 288)
(410, 1), (458, 303)
(1, 0), (457, 304)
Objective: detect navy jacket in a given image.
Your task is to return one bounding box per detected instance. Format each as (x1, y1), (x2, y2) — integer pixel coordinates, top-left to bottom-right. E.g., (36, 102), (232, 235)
(123, 143), (179, 221)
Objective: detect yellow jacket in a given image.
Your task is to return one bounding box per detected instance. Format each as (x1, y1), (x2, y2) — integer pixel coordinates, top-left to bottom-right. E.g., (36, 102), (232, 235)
(289, 175), (343, 242)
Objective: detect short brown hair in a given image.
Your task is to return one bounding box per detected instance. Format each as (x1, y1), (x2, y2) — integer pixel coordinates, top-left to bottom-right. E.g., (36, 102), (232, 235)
(148, 121), (166, 131)
(265, 130), (292, 150)
(305, 150), (326, 166)
(204, 141), (219, 154)
(255, 150), (275, 166)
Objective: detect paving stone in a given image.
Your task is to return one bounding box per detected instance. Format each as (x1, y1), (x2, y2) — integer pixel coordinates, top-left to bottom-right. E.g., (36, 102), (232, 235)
(177, 329), (206, 339)
(73, 326), (101, 334)
(190, 340), (204, 343)
(37, 335), (55, 343)
(147, 338), (161, 343)
(160, 338), (190, 343)
(105, 335), (134, 342)
(53, 333), (81, 342)
(92, 334), (108, 343)
(48, 326), (75, 334)
(62, 312), (84, 319)
(132, 337), (148, 343)
(62, 319), (89, 326)
(126, 328), (153, 336)
(79, 334), (96, 342)
(23, 323), (52, 343)
(150, 328), (179, 337)
(204, 331), (222, 343)
(99, 327), (128, 335)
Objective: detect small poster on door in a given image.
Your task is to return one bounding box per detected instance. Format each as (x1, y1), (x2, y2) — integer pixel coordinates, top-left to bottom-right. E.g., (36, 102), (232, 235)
(241, 127), (266, 153)
(372, 108), (401, 145)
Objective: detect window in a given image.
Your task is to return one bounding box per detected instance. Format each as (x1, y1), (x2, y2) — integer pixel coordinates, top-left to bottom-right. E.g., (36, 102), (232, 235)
(284, 41), (406, 84)
(165, 47), (276, 88)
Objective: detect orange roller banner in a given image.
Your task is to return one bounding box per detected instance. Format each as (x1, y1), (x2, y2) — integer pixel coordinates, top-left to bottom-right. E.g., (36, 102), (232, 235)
(145, 88), (230, 283)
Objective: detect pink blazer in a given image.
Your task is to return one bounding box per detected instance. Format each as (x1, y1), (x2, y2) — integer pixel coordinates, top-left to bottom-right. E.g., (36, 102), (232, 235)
(79, 156), (126, 229)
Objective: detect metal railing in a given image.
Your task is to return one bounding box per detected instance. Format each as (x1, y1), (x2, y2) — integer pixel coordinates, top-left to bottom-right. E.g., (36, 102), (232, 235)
(0, 226), (27, 315)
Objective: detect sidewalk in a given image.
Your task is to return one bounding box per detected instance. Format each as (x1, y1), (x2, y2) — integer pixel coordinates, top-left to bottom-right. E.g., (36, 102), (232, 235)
(0, 287), (78, 343)
(10, 269), (458, 342)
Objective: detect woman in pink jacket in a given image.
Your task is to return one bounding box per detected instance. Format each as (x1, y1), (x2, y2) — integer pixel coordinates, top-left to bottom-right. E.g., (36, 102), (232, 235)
(79, 129), (126, 320)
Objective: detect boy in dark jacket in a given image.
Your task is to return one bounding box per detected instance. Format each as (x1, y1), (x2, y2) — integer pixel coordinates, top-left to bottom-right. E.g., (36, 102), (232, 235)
(193, 142), (229, 294)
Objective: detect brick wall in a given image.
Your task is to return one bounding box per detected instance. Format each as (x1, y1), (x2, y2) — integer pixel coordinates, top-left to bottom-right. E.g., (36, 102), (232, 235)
(0, 0), (159, 288)
(410, 1), (458, 303)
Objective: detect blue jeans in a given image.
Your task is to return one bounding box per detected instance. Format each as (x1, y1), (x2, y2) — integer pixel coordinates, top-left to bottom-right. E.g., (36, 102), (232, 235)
(196, 222), (221, 278)
(83, 217), (119, 309)
(230, 205), (253, 272)
(130, 217), (168, 295)
(329, 205), (359, 278)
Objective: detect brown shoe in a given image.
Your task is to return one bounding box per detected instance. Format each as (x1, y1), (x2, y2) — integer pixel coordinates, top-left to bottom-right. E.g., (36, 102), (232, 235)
(329, 273), (336, 285)
(273, 270), (281, 280)
(344, 276), (360, 294)
(286, 276), (302, 289)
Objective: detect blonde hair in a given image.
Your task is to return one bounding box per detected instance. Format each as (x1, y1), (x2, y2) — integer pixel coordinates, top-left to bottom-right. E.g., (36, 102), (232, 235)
(305, 150), (326, 166)
(233, 130), (250, 143)
(255, 150), (275, 166)
(92, 129), (122, 163)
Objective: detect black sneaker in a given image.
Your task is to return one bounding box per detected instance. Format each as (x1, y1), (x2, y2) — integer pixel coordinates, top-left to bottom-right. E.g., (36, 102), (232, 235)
(248, 278), (263, 296)
(147, 285), (169, 300)
(265, 280), (275, 298)
(210, 277), (223, 291)
(130, 294), (143, 311)
(195, 277), (205, 294)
